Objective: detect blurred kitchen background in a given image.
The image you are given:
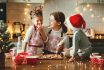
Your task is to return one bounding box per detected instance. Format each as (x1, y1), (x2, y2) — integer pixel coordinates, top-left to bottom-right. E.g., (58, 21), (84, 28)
(0, 0), (104, 39)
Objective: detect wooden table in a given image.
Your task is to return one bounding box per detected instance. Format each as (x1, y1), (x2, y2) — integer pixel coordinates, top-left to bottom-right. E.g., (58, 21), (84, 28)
(5, 58), (104, 70)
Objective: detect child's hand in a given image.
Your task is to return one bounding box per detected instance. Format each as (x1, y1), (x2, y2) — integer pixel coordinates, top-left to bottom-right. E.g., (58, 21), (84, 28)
(36, 24), (44, 32)
(69, 47), (73, 50)
(56, 44), (62, 51)
(68, 57), (75, 62)
(56, 46), (64, 53)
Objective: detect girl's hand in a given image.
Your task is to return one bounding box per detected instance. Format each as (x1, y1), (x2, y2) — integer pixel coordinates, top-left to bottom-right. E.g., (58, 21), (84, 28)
(69, 47), (73, 50)
(36, 24), (44, 32)
(68, 57), (75, 62)
(36, 24), (47, 41)
(56, 45), (64, 53)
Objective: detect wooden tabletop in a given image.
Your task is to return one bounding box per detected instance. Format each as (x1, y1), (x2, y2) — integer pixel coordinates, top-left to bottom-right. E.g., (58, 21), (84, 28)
(5, 58), (104, 70)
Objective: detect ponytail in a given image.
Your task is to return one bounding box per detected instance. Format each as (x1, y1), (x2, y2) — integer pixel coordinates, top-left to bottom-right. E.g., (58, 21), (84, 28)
(62, 24), (67, 33)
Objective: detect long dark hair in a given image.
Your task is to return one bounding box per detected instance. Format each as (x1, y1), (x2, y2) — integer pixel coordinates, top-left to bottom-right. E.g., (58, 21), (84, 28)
(50, 11), (67, 33)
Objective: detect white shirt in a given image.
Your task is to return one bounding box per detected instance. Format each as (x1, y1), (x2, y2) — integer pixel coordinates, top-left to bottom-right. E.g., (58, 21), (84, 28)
(24, 26), (33, 43)
(48, 28), (70, 53)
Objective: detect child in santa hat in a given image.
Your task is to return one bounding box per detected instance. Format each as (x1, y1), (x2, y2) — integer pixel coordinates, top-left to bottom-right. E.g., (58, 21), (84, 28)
(65, 14), (92, 62)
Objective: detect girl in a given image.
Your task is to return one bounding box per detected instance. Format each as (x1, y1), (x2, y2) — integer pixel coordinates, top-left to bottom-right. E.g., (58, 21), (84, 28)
(23, 9), (47, 55)
(45, 11), (70, 54)
(65, 14), (92, 62)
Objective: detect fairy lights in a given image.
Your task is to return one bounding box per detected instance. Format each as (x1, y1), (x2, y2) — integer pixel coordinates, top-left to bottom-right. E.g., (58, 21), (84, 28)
(0, 8), (3, 12)
(75, 0), (104, 21)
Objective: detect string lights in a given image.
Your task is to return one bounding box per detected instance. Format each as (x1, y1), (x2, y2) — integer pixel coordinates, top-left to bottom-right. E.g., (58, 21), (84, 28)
(75, 0), (104, 22)
(0, 8), (3, 12)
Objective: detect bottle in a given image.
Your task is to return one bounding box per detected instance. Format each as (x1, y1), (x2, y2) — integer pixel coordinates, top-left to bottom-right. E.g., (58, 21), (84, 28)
(96, 35), (98, 39)
(99, 35), (102, 39)
(17, 36), (23, 54)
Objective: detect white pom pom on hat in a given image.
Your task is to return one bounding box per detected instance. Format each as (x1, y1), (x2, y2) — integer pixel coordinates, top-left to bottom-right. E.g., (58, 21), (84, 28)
(66, 14), (86, 29)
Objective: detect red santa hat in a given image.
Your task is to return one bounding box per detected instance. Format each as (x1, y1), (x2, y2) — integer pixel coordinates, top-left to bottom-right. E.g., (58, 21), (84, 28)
(66, 14), (86, 29)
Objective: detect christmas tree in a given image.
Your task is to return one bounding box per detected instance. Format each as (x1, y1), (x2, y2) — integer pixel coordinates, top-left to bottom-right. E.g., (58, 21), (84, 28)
(0, 20), (15, 53)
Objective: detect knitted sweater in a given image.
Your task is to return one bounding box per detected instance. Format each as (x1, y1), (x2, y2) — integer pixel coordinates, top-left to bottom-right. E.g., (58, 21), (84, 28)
(71, 29), (91, 56)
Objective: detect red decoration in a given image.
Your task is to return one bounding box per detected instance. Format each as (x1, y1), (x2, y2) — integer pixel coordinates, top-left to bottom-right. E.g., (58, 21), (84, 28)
(13, 52), (28, 65)
(26, 58), (38, 65)
(69, 14), (86, 28)
(90, 54), (104, 65)
(13, 52), (39, 65)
